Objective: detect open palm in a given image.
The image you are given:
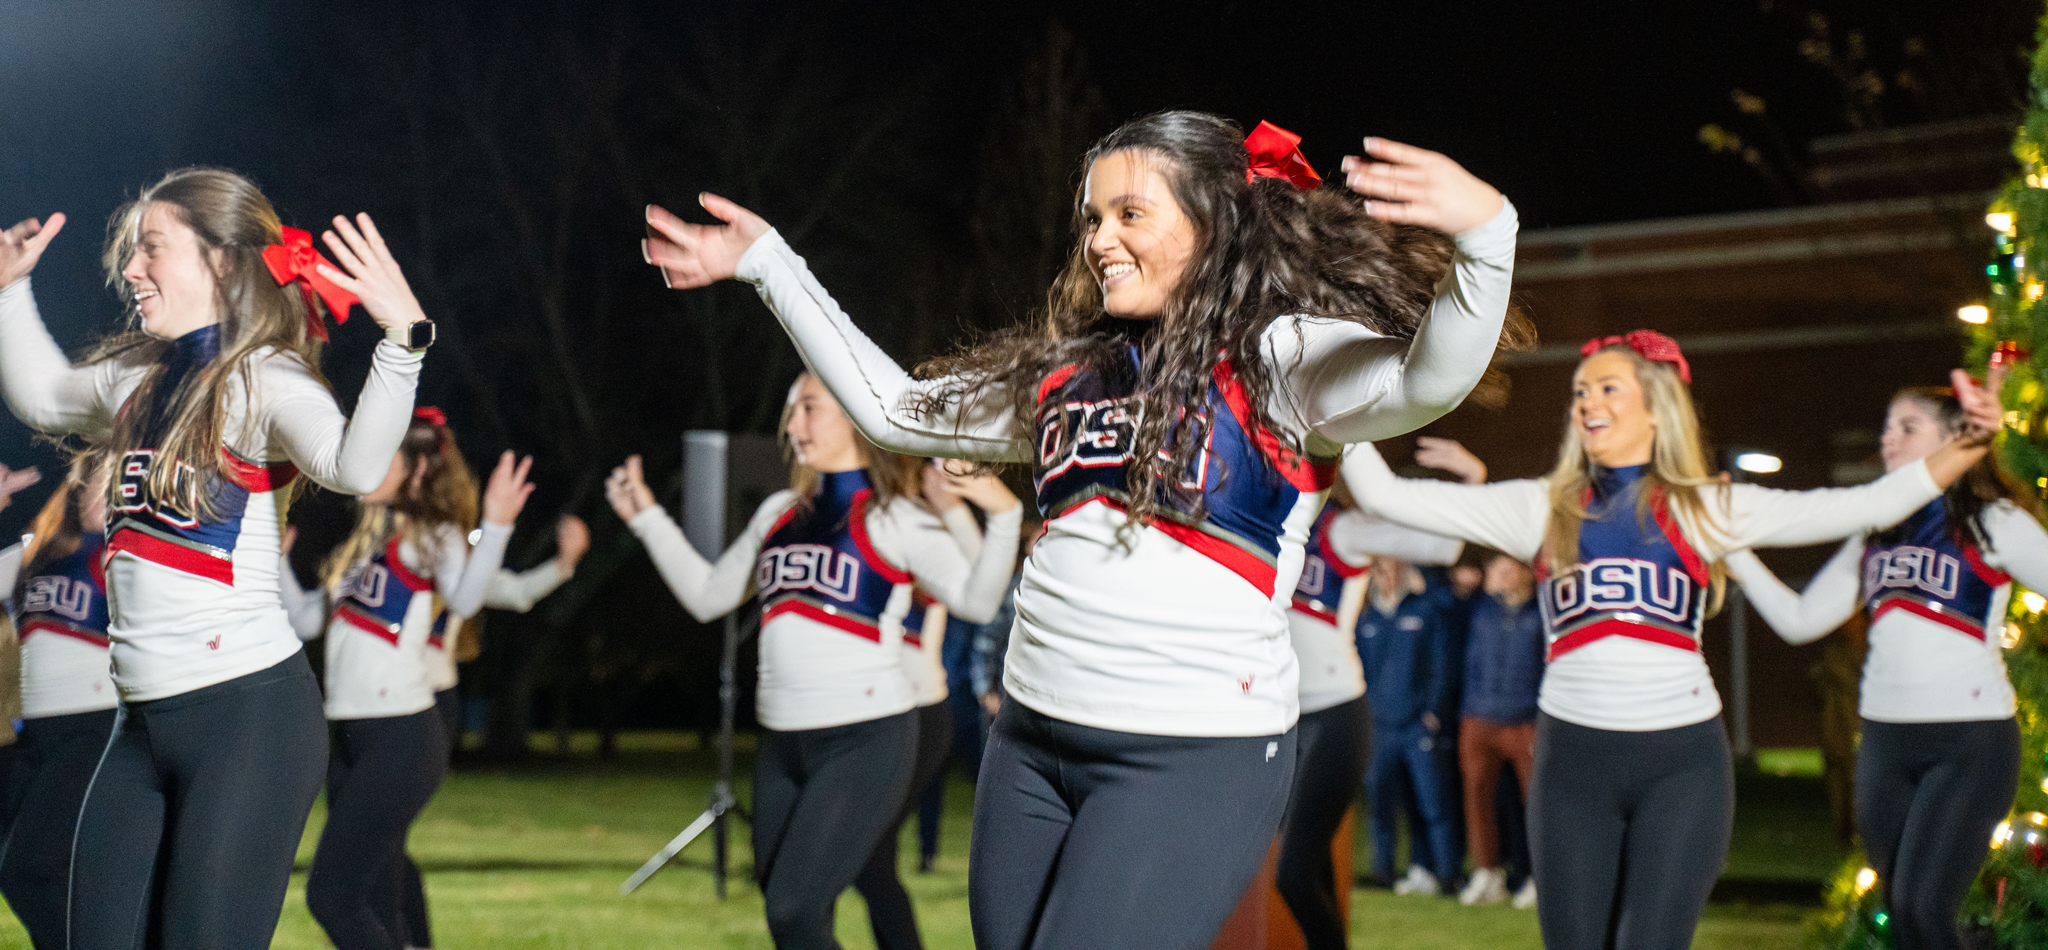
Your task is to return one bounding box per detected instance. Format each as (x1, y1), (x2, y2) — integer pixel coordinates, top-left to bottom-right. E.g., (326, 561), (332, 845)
(641, 195), (772, 290)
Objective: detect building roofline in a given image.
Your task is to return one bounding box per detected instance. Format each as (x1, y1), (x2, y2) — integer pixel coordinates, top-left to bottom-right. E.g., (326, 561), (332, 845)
(1808, 114), (2019, 154)
(1518, 190), (1995, 248)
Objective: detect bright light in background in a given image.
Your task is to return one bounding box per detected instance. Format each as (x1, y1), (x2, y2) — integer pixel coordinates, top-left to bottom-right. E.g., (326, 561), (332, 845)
(1959, 304), (1991, 324)
(2024, 592), (2046, 614)
(1734, 453), (1782, 474)
(1854, 867), (1876, 895)
(1989, 211), (2016, 234)
(1995, 820), (2014, 846)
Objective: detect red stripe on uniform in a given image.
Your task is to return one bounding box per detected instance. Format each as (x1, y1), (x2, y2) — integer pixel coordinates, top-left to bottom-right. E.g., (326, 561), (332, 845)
(106, 529), (233, 586)
(1211, 360), (1337, 493)
(383, 538), (434, 592)
(1036, 365), (1081, 405)
(335, 605), (403, 646)
(1317, 522), (1368, 579)
(764, 599), (884, 643)
(1051, 494), (1280, 597)
(221, 451), (299, 492)
(848, 490), (912, 585)
(1546, 617), (1700, 663)
(1290, 600), (1338, 625)
(1872, 597), (1988, 641)
(1961, 543), (2013, 587)
(19, 618), (110, 648)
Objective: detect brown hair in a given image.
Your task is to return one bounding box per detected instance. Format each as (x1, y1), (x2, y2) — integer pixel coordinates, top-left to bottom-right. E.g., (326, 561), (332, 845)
(780, 375), (917, 517)
(16, 458), (98, 602)
(915, 111), (1533, 537)
(91, 168), (333, 521)
(322, 416), (480, 591)
(1877, 387), (2044, 550)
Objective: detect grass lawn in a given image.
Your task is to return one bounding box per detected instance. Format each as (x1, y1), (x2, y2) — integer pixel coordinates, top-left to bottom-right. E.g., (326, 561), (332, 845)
(0, 733), (1839, 949)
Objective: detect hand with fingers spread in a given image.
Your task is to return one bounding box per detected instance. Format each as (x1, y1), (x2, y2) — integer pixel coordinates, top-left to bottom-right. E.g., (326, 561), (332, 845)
(641, 195), (772, 290)
(1414, 436), (1488, 485)
(0, 214), (66, 291)
(922, 460), (967, 511)
(314, 213), (428, 333)
(605, 455), (659, 521)
(0, 463), (42, 512)
(940, 464), (1022, 514)
(1954, 367), (2007, 446)
(556, 515), (591, 572)
(480, 452), (536, 526)
(1340, 138), (1504, 235)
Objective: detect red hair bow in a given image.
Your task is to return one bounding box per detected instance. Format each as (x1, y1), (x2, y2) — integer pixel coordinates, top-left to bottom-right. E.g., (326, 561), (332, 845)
(262, 226), (358, 342)
(1581, 330), (1691, 384)
(413, 406), (449, 428)
(1245, 121), (1322, 191)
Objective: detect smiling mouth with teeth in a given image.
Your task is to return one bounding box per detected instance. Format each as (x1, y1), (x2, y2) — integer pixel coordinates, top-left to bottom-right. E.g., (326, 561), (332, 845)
(1101, 263), (1134, 282)
(134, 289), (158, 302)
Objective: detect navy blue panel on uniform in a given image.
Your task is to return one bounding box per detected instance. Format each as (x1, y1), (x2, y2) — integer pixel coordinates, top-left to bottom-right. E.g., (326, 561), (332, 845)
(1862, 499), (2008, 641)
(757, 469), (909, 641)
(333, 538), (435, 646)
(17, 532), (110, 647)
(1539, 464), (1708, 662)
(1292, 508), (1367, 624)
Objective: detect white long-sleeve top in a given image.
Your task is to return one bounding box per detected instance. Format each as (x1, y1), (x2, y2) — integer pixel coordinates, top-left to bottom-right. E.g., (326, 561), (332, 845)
(0, 278), (421, 701)
(1290, 507), (1465, 713)
(898, 504), (991, 707)
(1342, 443), (1946, 731)
(628, 475), (1022, 731)
(3, 538), (120, 718)
(1724, 498), (2048, 723)
(281, 522), (511, 719)
(424, 559), (572, 692)
(736, 205), (1517, 737)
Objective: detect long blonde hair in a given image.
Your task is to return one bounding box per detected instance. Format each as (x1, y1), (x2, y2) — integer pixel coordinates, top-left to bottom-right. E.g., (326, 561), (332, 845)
(92, 168), (333, 522)
(1541, 346), (1727, 610)
(321, 416), (480, 592)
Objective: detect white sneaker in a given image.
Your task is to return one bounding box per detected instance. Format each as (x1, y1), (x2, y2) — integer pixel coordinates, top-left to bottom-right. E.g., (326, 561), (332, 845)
(1459, 866), (1510, 906)
(1512, 879), (1537, 910)
(1391, 865), (1440, 896)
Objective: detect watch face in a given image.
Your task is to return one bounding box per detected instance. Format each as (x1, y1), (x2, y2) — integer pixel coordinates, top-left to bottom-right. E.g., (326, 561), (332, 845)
(409, 321), (436, 349)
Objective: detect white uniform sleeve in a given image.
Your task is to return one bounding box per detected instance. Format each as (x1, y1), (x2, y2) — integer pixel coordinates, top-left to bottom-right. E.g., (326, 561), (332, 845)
(1712, 459), (1943, 556)
(1980, 501), (2048, 592)
(938, 505), (984, 560)
(1340, 442), (1547, 562)
(1722, 542), (1863, 646)
(871, 499), (1023, 625)
(426, 522), (512, 621)
(735, 231), (1027, 462)
(255, 343), (422, 495)
(627, 493), (789, 623)
(483, 560), (571, 613)
(0, 279), (132, 437)
(276, 556), (328, 641)
(1326, 508), (1464, 567)
(1271, 202), (1518, 449)
(0, 541), (22, 594)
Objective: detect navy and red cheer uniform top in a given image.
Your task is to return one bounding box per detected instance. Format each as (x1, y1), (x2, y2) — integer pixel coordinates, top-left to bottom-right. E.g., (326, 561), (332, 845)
(1539, 464), (1709, 663)
(1293, 506), (1370, 624)
(335, 538), (438, 647)
(18, 532), (110, 649)
(1862, 498), (2009, 641)
(756, 469), (909, 642)
(1034, 346), (1334, 597)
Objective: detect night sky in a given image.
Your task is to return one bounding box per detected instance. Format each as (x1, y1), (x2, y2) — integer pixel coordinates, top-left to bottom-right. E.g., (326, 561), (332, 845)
(0, 0), (2029, 535)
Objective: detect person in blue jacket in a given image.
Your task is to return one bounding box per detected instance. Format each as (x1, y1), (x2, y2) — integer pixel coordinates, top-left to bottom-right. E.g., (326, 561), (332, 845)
(1359, 555), (1467, 896)
(1457, 551), (1545, 908)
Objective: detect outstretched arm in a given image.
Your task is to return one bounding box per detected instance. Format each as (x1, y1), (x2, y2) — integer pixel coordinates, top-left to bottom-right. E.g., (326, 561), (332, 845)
(483, 516), (586, 612)
(1339, 441), (1547, 561)
(0, 214), (129, 436)
(1722, 542), (1862, 645)
(609, 455), (771, 622)
(428, 452), (532, 620)
(642, 199), (1026, 461)
(1280, 141), (1517, 446)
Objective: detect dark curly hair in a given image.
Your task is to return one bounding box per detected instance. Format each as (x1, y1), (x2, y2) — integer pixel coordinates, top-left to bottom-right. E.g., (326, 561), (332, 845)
(917, 110), (1530, 532)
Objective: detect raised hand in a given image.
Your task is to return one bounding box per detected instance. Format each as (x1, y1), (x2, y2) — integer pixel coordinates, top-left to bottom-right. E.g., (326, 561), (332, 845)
(941, 465), (1022, 514)
(1414, 436), (1488, 485)
(605, 455), (659, 521)
(922, 460), (966, 511)
(314, 213), (428, 333)
(0, 463), (42, 512)
(641, 195), (772, 290)
(0, 214), (66, 291)
(556, 515), (591, 571)
(1954, 367), (2006, 445)
(1340, 139), (1504, 235)
(480, 451), (536, 526)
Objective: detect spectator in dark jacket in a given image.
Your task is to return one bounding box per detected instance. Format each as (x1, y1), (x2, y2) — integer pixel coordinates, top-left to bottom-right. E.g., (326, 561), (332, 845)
(1455, 552), (1543, 908)
(1359, 558), (1465, 896)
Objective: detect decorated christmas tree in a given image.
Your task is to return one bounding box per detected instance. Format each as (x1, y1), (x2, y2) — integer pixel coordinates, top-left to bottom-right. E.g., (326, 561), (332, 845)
(1814, 8), (2048, 947)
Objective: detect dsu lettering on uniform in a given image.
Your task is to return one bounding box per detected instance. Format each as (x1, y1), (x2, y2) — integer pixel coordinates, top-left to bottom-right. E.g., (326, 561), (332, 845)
(730, 201), (1520, 737)
(1343, 441), (1953, 731)
(2, 534), (119, 718)
(1728, 497), (2048, 723)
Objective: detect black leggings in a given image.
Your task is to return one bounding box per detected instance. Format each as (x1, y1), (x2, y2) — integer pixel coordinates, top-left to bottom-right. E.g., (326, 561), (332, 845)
(854, 701), (954, 950)
(307, 709), (450, 950)
(969, 701), (1296, 950)
(753, 710), (918, 950)
(69, 650), (329, 950)
(1857, 718), (2019, 950)
(1529, 713), (1733, 950)
(0, 708), (117, 949)
(395, 686), (461, 949)
(1276, 697), (1369, 950)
